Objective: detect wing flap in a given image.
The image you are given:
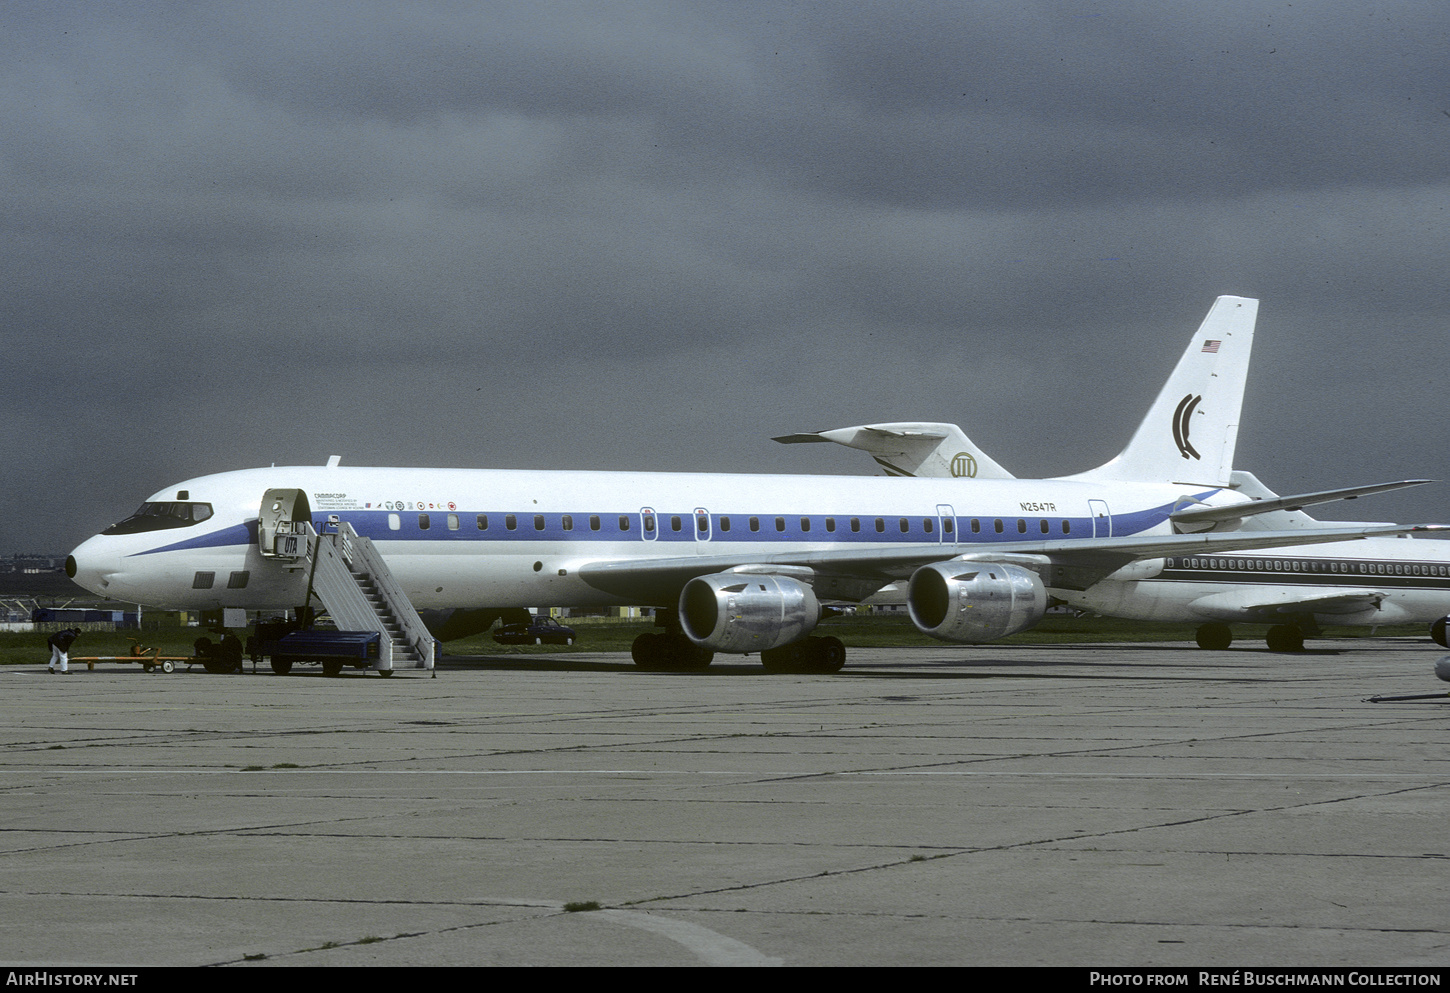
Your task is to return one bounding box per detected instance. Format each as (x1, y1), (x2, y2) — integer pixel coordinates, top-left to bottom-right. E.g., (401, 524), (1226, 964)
(1188, 587), (1388, 620)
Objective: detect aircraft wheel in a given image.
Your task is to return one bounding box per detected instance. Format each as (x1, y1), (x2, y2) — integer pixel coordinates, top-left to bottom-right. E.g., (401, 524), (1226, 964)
(1195, 623), (1233, 651)
(321, 658), (344, 677)
(809, 636), (847, 673)
(632, 633), (664, 670)
(760, 642), (808, 673)
(1265, 624), (1304, 653)
(677, 640), (713, 670)
(1431, 616), (1449, 648)
(271, 656), (294, 675)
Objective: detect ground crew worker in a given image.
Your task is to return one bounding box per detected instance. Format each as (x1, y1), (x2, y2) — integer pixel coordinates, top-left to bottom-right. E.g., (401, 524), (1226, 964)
(47, 628), (80, 674)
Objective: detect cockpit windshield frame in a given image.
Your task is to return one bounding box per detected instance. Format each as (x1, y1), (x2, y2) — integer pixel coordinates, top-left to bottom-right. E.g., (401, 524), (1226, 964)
(101, 502), (215, 536)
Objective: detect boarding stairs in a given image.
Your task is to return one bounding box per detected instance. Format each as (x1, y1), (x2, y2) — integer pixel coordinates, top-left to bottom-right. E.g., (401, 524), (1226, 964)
(288, 521), (435, 671)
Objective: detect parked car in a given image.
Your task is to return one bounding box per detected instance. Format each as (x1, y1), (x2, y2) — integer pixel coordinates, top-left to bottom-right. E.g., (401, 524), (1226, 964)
(492, 616), (576, 646)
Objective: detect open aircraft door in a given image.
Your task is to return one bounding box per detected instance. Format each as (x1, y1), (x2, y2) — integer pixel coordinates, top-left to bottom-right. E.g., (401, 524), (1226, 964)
(258, 488), (314, 559)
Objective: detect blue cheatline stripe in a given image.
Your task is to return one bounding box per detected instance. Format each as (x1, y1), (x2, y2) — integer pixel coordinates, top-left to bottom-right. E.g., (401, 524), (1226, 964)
(130, 494), (1210, 557)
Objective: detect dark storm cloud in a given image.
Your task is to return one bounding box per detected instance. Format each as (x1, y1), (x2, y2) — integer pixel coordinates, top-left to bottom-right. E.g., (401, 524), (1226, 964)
(2, 1), (1448, 553)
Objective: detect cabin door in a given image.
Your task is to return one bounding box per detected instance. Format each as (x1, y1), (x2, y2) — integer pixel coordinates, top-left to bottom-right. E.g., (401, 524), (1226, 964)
(258, 488), (314, 558)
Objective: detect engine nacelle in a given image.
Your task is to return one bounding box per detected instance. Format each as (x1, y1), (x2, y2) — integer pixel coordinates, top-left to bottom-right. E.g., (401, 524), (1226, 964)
(907, 561), (1047, 643)
(679, 573), (821, 653)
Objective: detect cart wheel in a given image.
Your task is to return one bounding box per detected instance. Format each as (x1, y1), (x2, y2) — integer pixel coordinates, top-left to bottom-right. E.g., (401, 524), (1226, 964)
(161, 661), (174, 674)
(143, 664), (154, 673)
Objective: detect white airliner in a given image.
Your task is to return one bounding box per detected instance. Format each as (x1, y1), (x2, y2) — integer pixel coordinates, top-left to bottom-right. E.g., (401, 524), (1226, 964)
(66, 296), (1446, 670)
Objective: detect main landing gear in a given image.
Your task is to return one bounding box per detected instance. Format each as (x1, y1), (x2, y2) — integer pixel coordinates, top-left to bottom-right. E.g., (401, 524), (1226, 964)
(629, 609), (848, 673)
(1194, 622), (1306, 652)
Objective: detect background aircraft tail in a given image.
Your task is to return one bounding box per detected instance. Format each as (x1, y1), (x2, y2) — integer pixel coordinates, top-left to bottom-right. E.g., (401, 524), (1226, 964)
(774, 422), (1015, 479)
(1069, 295), (1257, 487)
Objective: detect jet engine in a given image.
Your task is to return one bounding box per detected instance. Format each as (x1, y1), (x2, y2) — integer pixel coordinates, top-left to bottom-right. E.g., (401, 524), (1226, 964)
(907, 561), (1047, 643)
(679, 573), (821, 653)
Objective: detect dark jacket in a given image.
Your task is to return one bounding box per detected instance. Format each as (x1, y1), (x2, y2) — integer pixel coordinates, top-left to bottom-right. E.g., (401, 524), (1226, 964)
(47, 629), (79, 652)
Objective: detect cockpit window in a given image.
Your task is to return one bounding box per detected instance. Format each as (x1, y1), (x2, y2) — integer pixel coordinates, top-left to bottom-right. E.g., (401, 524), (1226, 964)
(102, 502), (215, 535)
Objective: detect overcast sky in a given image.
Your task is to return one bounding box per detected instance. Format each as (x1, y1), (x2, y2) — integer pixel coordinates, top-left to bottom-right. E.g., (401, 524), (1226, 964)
(4, 1), (1448, 555)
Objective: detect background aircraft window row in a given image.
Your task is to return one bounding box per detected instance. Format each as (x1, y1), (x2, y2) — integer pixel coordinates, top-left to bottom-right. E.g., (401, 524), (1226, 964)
(1172, 557), (1450, 577)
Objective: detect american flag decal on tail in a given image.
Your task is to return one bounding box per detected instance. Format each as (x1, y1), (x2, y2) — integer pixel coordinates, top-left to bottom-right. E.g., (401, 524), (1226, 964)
(1201, 339), (1221, 353)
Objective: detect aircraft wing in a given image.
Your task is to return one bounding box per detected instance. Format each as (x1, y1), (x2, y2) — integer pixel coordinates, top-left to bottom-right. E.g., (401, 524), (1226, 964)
(1170, 479), (1433, 530)
(576, 523), (1445, 604)
(1186, 587), (1389, 621)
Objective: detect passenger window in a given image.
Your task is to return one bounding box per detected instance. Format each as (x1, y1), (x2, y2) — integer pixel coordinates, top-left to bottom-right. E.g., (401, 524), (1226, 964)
(749, 517), (760, 532)
(619, 516), (630, 531)
(1040, 520), (1049, 534)
(971, 519), (981, 533)
(899, 518), (909, 533)
(850, 518), (861, 533)
(476, 514), (488, 531)
(800, 517), (810, 532)
(924, 519), (933, 534)
(590, 515), (600, 531)
(506, 514), (517, 531)
(697, 515), (708, 534)
(419, 514), (430, 530)
(826, 518), (836, 533)
(671, 515), (682, 532)
(389, 513), (401, 531)
(720, 516), (731, 532)
(994, 519), (1004, 533)
(448, 514), (459, 531)
(1062, 520), (1070, 534)
(875, 518), (885, 533)
(643, 514), (655, 533)
(775, 517), (785, 532)
(943, 519), (953, 535)
(1017, 519), (1027, 534)
(534, 515), (545, 531)
(562, 515), (573, 531)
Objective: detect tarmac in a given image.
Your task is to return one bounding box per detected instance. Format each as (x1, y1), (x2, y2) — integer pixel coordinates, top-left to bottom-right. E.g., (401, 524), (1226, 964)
(1, 638), (1447, 968)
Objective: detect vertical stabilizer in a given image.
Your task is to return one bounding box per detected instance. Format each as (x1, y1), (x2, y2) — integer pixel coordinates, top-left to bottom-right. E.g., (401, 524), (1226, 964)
(1069, 296), (1257, 486)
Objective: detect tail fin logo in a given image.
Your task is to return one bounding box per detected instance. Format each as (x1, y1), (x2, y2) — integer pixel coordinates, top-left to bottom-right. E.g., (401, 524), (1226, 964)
(1172, 394), (1202, 460)
(950, 452), (978, 478)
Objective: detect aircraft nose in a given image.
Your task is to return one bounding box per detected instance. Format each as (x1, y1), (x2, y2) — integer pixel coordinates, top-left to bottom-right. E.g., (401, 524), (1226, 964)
(66, 537), (119, 595)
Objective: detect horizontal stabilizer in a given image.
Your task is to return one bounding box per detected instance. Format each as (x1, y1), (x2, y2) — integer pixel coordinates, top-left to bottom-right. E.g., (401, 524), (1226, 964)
(1171, 479), (1434, 530)
(773, 422), (1014, 479)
